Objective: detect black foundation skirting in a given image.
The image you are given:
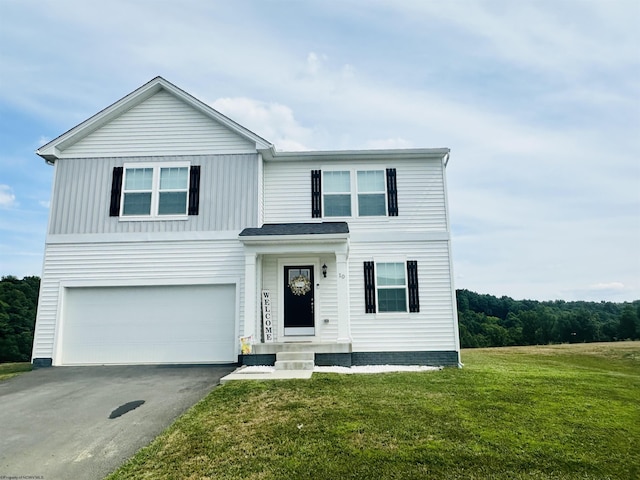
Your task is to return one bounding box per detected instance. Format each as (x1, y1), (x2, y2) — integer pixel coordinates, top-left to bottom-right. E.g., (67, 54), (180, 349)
(32, 358), (53, 368)
(240, 351), (459, 367)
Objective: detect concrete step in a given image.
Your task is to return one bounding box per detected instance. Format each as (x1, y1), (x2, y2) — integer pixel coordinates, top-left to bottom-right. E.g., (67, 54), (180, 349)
(274, 360), (315, 371)
(275, 351), (315, 371)
(276, 351), (314, 362)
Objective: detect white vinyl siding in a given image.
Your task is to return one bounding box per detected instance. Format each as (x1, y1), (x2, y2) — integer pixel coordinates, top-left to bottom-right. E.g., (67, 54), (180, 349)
(48, 154), (259, 234)
(31, 240), (245, 363)
(349, 240), (457, 352)
(263, 158), (447, 231)
(62, 90), (256, 157)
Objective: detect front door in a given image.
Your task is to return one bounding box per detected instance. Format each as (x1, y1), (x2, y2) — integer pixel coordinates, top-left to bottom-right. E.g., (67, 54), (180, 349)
(284, 265), (314, 336)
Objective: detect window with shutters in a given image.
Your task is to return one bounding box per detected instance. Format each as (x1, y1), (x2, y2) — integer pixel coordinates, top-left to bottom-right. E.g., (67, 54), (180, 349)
(363, 260), (419, 313)
(110, 162), (200, 219)
(317, 168), (397, 218)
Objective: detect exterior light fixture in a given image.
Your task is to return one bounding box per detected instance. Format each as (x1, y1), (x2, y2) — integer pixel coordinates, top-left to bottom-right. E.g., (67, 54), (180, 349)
(322, 263), (327, 278)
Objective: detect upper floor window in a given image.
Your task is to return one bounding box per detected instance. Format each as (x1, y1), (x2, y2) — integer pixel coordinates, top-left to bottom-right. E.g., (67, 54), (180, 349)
(357, 170), (386, 216)
(312, 168), (398, 218)
(323, 171), (351, 217)
(110, 163), (200, 219)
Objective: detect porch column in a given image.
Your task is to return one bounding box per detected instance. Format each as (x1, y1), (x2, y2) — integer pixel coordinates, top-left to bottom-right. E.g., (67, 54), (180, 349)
(243, 252), (257, 340)
(336, 252), (351, 343)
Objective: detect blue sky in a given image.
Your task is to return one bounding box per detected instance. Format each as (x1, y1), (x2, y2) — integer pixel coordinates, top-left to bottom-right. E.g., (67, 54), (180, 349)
(1, 0), (638, 301)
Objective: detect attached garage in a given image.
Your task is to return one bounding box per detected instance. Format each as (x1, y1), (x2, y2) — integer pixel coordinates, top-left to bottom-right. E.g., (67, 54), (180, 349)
(58, 284), (236, 365)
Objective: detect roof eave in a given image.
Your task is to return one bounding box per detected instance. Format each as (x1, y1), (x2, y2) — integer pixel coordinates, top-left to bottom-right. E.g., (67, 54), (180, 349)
(239, 233), (350, 245)
(259, 147), (451, 162)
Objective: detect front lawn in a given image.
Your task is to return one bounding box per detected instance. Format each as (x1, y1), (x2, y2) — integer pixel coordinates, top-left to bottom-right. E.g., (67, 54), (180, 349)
(107, 342), (640, 479)
(0, 362), (32, 382)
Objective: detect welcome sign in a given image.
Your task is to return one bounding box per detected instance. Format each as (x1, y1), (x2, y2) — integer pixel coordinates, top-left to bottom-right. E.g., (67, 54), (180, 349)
(261, 290), (274, 342)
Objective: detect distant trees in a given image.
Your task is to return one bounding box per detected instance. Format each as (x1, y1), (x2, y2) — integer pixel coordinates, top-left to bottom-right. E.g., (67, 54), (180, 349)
(0, 276), (40, 362)
(456, 289), (640, 348)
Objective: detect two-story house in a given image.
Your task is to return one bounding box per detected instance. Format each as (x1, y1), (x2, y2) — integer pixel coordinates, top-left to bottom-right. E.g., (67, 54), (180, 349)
(31, 77), (461, 368)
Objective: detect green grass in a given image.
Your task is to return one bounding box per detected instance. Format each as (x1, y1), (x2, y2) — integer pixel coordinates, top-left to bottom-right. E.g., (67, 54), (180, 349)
(107, 342), (640, 480)
(0, 362), (32, 382)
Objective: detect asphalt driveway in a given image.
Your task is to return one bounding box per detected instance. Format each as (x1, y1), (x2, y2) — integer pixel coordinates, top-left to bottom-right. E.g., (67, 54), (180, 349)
(0, 364), (235, 480)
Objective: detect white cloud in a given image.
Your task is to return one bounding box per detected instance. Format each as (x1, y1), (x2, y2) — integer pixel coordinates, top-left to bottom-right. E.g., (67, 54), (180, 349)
(0, 185), (17, 209)
(212, 97), (314, 151)
(305, 52), (327, 76)
(589, 282), (626, 292)
(39, 200), (50, 209)
(364, 138), (414, 150)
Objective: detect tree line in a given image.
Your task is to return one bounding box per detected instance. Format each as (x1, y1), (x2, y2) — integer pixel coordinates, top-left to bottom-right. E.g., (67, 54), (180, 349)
(1, 276), (639, 362)
(457, 289), (640, 348)
(0, 276), (40, 362)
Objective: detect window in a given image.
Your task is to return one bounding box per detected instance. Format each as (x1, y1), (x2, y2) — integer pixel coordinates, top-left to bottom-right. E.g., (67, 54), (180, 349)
(363, 260), (419, 313)
(110, 164), (200, 218)
(323, 171), (351, 217)
(313, 169), (398, 218)
(376, 262), (407, 312)
(357, 170), (386, 216)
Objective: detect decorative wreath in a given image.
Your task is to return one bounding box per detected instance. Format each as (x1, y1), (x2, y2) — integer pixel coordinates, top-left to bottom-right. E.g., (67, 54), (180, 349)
(289, 275), (311, 296)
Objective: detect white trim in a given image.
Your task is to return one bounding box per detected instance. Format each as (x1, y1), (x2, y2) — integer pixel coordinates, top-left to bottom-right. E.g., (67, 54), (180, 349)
(441, 154), (462, 361)
(284, 327), (315, 336)
(261, 147), (450, 162)
(46, 230), (241, 244)
(120, 162), (190, 219)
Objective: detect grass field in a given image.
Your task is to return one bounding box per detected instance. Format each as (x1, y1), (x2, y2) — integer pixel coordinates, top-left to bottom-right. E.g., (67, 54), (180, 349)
(108, 342), (639, 480)
(0, 362), (31, 382)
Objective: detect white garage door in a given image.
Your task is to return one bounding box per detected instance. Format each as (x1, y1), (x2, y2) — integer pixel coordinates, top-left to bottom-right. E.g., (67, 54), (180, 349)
(60, 284), (235, 365)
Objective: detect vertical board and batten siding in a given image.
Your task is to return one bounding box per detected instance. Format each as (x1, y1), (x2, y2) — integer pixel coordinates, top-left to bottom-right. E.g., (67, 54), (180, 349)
(49, 154), (259, 235)
(32, 240), (245, 361)
(263, 158), (447, 231)
(348, 240), (457, 352)
(62, 90), (256, 158)
(260, 255), (339, 343)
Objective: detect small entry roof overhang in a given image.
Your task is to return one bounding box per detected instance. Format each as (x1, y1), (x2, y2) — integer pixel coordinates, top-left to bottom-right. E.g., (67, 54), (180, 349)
(239, 222), (349, 254)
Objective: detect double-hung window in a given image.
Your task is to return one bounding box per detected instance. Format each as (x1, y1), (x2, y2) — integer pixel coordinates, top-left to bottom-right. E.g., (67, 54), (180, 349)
(364, 260), (419, 313)
(357, 170), (386, 216)
(110, 162), (200, 219)
(323, 171), (351, 217)
(376, 262), (407, 312)
(313, 168), (397, 218)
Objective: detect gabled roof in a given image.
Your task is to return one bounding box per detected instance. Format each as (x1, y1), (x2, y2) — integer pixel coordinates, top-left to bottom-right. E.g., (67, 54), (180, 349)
(37, 76), (273, 163)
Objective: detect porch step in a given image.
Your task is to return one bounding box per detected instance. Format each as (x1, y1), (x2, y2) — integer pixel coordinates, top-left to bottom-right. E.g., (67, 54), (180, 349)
(274, 351), (315, 371)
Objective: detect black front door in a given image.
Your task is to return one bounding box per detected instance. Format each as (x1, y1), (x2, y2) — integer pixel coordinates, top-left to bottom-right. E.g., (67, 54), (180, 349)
(284, 266), (314, 336)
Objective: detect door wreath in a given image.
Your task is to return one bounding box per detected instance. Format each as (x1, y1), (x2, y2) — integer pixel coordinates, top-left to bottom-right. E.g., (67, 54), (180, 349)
(289, 275), (311, 296)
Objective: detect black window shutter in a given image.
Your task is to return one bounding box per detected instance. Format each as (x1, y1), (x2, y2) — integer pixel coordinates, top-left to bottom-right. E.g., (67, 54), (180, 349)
(109, 167), (123, 217)
(386, 168), (398, 216)
(311, 169), (322, 218)
(407, 260), (420, 313)
(188, 165), (201, 215)
(364, 261), (376, 313)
